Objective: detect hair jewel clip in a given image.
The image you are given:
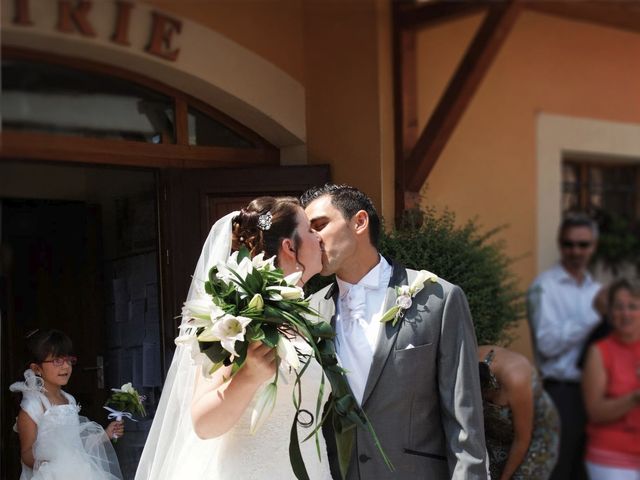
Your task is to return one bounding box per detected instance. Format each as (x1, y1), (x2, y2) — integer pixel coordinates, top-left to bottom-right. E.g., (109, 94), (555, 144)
(257, 211), (272, 231)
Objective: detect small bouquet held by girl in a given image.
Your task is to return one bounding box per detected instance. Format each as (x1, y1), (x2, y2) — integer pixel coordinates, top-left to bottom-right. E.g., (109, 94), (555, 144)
(104, 382), (146, 441)
(179, 246), (391, 479)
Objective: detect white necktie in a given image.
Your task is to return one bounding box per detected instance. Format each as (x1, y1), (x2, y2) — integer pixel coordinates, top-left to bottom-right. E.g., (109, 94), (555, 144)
(345, 284), (367, 332)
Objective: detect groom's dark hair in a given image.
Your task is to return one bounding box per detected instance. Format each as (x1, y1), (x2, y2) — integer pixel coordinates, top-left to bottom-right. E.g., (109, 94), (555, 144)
(300, 184), (381, 247)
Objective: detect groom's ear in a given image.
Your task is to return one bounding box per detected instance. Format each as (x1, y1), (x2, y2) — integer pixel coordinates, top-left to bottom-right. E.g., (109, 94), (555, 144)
(353, 210), (369, 236)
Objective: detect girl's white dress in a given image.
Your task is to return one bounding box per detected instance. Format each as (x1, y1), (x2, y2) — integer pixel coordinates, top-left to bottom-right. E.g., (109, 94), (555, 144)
(10, 370), (123, 480)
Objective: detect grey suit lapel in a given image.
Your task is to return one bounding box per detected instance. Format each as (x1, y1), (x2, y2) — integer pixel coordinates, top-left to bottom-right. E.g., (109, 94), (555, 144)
(360, 262), (408, 407)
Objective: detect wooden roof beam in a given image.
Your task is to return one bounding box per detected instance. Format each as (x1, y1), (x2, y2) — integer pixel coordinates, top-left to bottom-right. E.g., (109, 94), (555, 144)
(397, 0), (490, 31)
(405, 0), (522, 192)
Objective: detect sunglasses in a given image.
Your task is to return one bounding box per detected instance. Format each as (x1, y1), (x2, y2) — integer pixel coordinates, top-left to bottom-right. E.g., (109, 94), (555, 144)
(560, 240), (592, 250)
(42, 356), (78, 367)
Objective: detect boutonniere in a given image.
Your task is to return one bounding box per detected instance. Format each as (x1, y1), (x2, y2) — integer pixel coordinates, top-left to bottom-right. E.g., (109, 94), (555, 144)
(380, 270), (438, 326)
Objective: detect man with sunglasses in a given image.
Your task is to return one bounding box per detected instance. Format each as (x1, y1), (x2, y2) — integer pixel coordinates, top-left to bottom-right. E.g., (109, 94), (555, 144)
(528, 213), (602, 480)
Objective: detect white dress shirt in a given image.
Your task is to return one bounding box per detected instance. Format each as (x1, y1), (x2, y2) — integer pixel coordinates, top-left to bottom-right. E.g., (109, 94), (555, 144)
(528, 263), (601, 382)
(336, 256), (393, 404)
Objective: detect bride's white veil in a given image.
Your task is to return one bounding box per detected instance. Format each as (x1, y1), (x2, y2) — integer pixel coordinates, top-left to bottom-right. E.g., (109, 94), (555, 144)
(135, 211), (239, 480)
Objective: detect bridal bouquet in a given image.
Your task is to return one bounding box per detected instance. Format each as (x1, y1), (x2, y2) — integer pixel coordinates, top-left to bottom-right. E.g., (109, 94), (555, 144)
(179, 247), (392, 479)
(104, 382), (147, 441)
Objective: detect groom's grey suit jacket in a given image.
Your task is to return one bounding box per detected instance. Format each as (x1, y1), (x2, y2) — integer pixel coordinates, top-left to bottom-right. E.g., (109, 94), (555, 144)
(313, 261), (487, 479)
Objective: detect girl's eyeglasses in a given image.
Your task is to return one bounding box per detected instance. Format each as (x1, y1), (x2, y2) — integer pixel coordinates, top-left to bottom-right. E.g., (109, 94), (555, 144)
(42, 356), (78, 367)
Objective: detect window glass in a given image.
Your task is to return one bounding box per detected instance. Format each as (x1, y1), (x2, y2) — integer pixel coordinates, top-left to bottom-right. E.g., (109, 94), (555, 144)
(2, 59), (175, 143)
(563, 159), (639, 220)
(187, 107), (254, 148)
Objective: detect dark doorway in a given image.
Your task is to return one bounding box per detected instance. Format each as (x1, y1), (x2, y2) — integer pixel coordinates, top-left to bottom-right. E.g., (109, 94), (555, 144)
(0, 161), (162, 480)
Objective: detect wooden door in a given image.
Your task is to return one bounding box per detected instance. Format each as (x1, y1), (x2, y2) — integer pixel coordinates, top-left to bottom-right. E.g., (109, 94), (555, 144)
(0, 199), (106, 479)
(158, 165), (330, 362)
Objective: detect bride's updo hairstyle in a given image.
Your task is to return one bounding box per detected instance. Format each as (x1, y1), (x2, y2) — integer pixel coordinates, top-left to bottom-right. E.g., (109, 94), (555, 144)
(231, 196), (302, 268)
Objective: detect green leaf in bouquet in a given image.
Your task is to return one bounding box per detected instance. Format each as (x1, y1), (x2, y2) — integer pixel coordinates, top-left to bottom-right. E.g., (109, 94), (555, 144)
(232, 340), (249, 366)
(239, 307), (265, 320)
(246, 324), (266, 343)
(307, 320), (334, 340)
(289, 410), (311, 480)
(261, 325), (280, 349)
(199, 341), (229, 364)
(271, 300), (297, 312)
(243, 268), (264, 295)
(208, 265), (220, 283)
(261, 305), (288, 325)
(236, 245), (251, 263)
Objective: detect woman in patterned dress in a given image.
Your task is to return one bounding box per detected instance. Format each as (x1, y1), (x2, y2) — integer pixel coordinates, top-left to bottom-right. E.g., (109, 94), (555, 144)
(478, 345), (560, 479)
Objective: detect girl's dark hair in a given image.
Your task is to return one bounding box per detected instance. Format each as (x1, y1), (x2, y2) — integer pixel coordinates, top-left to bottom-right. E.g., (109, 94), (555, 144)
(25, 329), (73, 364)
(231, 196), (303, 268)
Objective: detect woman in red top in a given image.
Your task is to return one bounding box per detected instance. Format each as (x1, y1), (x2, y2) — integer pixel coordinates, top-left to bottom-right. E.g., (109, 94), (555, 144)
(582, 278), (640, 480)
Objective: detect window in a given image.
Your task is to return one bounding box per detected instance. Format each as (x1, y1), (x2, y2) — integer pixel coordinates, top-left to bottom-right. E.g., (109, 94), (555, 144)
(1, 57), (264, 151)
(187, 107), (254, 148)
(2, 59), (176, 144)
(562, 158), (640, 221)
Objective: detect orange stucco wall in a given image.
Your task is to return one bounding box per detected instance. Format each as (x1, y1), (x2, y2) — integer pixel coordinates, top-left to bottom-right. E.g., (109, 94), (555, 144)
(144, 0), (306, 84)
(145, 0), (394, 220)
(302, 0), (394, 220)
(416, 11), (640, 356)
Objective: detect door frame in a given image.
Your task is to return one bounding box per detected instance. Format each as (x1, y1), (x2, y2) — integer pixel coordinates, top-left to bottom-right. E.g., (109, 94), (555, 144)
(159, 165), (331, 360)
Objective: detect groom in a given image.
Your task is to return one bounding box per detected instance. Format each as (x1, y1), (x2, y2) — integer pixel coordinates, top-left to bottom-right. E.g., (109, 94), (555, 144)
(301, 184), (487, 479)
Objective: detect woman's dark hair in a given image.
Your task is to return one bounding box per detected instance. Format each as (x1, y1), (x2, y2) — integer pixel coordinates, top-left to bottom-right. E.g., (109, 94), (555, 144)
(300, 183), (381, 247)
(231, 196), (303, 269)
(478, 361), (499, 392)
(25, 328), (74, 365)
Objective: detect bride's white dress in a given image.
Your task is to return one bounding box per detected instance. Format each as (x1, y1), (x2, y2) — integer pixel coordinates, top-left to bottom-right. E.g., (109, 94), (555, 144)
(136, 211), (333, 480)
(210, 339), (332, 479)
(137, 339), (332, 480)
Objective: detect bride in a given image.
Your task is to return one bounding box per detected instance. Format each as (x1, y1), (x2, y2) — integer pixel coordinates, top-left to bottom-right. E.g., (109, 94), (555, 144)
(135, 196), (333, 480)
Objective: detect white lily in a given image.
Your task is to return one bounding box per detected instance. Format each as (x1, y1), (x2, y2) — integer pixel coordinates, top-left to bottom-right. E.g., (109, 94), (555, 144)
(182, 294), (220, 322)
(120, 382), (134, 394)
(277, 336), (300, 370)
(175, 325), (226, 378)
(247, 293), (265, 312)
(252, 252), (276, 271)
(267, 285), (304, 300)
(216, 251), (253, 284)
(283, 270), (303, 287)
(250, 382), (277, 434)
(197, 314), (252, 357)
(176, 332), (208, 363)
(409, 270), (438, 295)
(381, 270), (438, 327)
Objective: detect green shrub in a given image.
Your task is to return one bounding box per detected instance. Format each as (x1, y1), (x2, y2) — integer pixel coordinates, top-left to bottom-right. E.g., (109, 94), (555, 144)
(305, 207), (524, 345)
(378, 208), (524, 345)
(592, 209), (640, 274)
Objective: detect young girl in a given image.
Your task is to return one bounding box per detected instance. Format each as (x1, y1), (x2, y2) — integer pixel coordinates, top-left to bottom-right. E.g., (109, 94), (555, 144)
(10, 329), (123, 480)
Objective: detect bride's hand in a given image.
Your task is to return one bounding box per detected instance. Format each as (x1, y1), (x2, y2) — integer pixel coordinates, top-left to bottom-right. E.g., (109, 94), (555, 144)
(240, 342), (277, 385)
